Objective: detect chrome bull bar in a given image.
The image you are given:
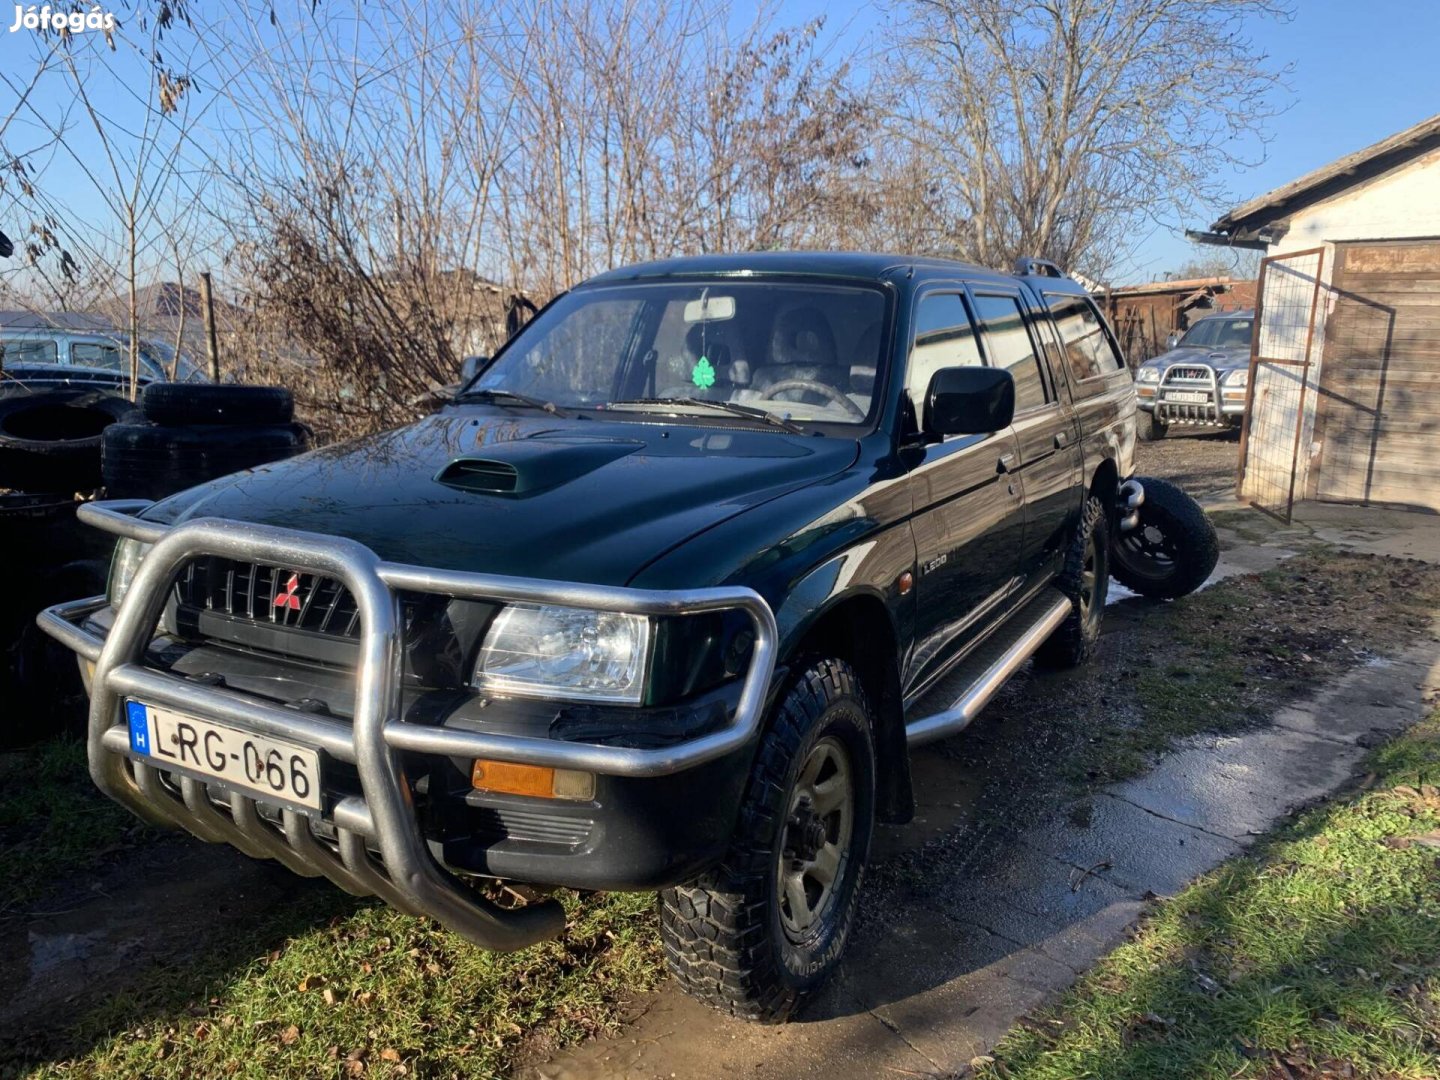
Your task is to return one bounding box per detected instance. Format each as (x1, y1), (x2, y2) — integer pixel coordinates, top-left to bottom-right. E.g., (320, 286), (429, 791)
(38, 500), (778, 952)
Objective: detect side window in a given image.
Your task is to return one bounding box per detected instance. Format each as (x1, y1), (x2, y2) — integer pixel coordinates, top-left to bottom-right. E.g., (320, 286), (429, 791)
(70, 342), (126, 373)
(907, 292), (982, 407)
(0, 339), (59, 365)
(971, 293), (1048, 412)
(1046, 294), (1125, 382)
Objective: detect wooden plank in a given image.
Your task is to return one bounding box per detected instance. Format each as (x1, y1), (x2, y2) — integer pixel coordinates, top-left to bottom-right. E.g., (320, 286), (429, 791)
(1339, 241), (1440, 275)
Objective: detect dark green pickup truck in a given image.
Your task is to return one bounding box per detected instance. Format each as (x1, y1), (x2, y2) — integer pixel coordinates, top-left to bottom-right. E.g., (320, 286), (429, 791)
(41, 252), (1177, 1021)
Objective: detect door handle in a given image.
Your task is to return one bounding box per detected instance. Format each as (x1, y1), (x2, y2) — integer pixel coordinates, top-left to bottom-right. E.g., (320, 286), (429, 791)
(1054, 431), (1070, 449)
(997, 452), (1017, 474)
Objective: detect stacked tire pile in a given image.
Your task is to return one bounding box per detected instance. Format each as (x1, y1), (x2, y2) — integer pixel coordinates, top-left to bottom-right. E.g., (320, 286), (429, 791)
(0, 382), (307, 746)
(103, 383), (309, 500)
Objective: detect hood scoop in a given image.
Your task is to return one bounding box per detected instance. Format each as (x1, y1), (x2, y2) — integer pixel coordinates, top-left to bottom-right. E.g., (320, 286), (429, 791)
(434, 435), (644, 497)
(435, 458), (519, 493)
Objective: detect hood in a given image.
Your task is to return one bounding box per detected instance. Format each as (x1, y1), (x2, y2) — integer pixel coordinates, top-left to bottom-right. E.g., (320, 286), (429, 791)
(144, 409), (860, 586)
(1142, 344), (1250, 374)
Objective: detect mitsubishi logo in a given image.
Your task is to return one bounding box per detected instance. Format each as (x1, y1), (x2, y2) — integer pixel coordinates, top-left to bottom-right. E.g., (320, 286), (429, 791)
(274, 572), (303, 611)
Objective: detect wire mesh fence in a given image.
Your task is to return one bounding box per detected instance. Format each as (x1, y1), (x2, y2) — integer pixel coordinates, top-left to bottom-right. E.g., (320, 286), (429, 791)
(1238, 249), (1325, 522)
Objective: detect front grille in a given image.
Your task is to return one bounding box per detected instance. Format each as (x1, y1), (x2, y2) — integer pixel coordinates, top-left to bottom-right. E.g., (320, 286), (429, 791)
(176, 557), (363, 638)
(1166, 366), (1211, 381)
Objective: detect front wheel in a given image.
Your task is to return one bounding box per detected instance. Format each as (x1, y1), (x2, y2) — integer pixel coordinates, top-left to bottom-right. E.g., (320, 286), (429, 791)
(659, 658), (876, 1022)
(1136, 409), (1168, 442)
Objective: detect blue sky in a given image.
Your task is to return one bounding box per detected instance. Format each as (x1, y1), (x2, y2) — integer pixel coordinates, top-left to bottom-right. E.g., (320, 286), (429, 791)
(3, 0), (1438, 286)
(773, 0), (1440, 282)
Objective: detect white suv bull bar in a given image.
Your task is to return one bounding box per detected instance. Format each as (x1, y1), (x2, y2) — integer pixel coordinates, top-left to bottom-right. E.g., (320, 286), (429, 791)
(38, 500), (778, 951)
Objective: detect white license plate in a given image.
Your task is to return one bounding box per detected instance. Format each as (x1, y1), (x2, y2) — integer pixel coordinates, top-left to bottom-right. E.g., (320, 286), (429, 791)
(125, 701), (322, 810)
(1164, 390), (1209, 404)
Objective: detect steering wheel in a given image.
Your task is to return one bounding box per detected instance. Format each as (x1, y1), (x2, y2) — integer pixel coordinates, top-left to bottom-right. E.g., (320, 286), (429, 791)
(761, 378), (867, 420)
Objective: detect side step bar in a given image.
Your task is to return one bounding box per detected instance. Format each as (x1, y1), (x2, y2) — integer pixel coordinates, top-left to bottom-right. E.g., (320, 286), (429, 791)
(905, 587), (1072, 746)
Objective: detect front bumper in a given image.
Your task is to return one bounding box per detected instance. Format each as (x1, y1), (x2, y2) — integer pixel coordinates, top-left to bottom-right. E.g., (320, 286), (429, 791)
(1136, 362), (1245, 426)
(39, 500), (777, 952)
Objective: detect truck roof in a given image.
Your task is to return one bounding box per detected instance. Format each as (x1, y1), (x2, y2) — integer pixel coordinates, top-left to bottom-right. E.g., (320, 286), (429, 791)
(583, 251), (1090, 293)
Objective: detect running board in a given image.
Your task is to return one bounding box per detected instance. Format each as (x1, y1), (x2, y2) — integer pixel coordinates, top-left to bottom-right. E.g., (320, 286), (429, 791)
(905, 588), (1072, 746)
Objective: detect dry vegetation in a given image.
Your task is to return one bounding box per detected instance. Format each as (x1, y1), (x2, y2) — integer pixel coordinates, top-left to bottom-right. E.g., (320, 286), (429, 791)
(1, 0), (1290, 435)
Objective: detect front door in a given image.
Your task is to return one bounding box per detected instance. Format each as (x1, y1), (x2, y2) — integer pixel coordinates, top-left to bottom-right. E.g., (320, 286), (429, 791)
(902, 289), (1026, 701)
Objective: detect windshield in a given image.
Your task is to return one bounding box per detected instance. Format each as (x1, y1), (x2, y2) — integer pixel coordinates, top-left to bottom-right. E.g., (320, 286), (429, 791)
(469, 281), (889, 428)
(1179, 316), (1252, 349)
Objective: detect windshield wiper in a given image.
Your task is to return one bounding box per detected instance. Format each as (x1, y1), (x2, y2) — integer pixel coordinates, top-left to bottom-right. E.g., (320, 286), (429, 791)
(453, 387), (576, 418)
(604, 397), (806, 435)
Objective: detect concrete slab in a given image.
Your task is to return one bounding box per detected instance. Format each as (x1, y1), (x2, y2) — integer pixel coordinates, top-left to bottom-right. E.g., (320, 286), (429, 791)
(1108, 725), (1366, 840)
(1023, 792), (1241, 896)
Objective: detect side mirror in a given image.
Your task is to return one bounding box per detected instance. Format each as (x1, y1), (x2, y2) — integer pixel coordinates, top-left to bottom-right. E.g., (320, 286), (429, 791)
(1165, 333), (1180, 350)
(460, 355), (490, 384)
(925, 366), (1015, 437)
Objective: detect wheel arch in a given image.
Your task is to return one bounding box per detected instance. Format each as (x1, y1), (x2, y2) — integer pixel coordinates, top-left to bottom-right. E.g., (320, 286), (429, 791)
(778, 589), (912, 825)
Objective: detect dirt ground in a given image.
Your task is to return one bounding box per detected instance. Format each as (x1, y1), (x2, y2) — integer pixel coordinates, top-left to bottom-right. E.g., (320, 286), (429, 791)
(1133, 426), (1240, 502)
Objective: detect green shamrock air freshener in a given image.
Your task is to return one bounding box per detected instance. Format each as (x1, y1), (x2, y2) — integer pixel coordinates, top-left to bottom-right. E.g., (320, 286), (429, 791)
(691, 355), (716, 390)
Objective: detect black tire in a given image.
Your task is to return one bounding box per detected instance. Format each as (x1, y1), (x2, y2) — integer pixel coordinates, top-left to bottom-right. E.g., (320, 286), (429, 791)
(1037, 494), (1109, 668)
(102, 420), (310, 500)
(0, 390), (137, 492)
(1110, 476), (1219, 599)
(2, 558), (107, 748)
(141, 382), (294, 426)
(1135, 409), (1167, 442)
(659, 658), (876, 1022)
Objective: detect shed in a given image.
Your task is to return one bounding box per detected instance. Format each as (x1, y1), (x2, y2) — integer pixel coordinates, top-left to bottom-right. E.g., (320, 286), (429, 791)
(1196, 112), (1440, 518)
(1095, 277), (1256, 365)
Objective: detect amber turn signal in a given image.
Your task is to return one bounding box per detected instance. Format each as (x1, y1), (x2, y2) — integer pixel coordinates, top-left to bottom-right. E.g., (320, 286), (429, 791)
(471, 759), (596, 801)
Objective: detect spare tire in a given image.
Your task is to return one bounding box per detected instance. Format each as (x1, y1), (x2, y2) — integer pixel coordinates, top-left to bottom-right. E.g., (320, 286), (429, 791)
(141, 382), (294, 426)
(102, 420), (310, 500)
(1110, 476), (1219, 599)
(0, 390), (137, 492)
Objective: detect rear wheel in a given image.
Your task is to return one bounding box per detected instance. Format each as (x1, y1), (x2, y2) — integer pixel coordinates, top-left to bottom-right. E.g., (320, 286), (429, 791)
(659, 658), (875, 1022)
(1110, 476), (1218, 599)
(1037, 494), (1109, 668)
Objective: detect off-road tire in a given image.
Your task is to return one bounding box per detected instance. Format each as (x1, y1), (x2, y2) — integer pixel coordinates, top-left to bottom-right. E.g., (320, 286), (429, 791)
(1037, 494), (1109, 668)
(658, 658), (876, 1022)
(0, 390), (136, 492)
(140, 382), (294, 426)
(102, 420), (310, 500)
(1135, 409), (1167, 442)
(1110, 475), (1218, 599)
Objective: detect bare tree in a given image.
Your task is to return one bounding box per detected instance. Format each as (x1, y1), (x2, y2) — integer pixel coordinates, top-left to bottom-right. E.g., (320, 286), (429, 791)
(0, 1), (217, 395)
(894, 0), (1290, 279)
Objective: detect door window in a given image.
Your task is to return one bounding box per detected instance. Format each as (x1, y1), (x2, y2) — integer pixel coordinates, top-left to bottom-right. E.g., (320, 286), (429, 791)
(907, 293), (982, 406)
(0, 339), (58, 365)
(1046, 294), (1125, 382)
(971, 294), (1049, 412)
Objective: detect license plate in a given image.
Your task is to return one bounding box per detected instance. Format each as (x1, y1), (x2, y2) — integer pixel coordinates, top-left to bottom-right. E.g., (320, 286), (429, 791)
(1164, 390), (1209, 404)
(125, 701), (322, 810)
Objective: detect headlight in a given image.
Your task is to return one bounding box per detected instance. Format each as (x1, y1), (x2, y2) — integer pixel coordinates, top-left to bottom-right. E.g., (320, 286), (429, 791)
(1135, 367), (1160, 383)
(107, 538), (151, 610)
(1222, 368), (1249, 388)
(474, 603), (652, 704)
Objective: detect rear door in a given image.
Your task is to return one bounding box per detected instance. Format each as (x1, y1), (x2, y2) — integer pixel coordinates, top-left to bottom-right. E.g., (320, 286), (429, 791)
(902, 289), (1026, 700)
(969, 286), (1083, 584)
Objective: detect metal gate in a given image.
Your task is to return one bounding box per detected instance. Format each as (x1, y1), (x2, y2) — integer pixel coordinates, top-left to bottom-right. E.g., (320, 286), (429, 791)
(1236, 247), (1326, 522)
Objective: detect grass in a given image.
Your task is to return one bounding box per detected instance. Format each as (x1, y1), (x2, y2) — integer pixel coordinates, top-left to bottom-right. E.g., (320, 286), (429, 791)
(979, 708), (1440, 1080)
(0, 737), (153, 913)
(14, 890), (662, 1079)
